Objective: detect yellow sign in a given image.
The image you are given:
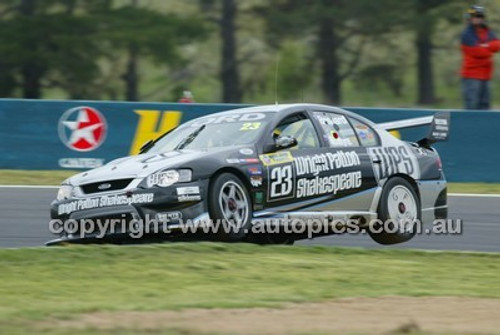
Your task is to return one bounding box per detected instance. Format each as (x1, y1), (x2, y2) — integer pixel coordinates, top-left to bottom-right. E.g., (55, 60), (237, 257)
(259, 151), (294, 166)
(389, 130), (401, 139)
(129, 110), (182, 155)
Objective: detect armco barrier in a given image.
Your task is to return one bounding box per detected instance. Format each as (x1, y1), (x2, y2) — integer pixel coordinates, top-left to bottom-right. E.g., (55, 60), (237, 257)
(0, 99), (497, 182)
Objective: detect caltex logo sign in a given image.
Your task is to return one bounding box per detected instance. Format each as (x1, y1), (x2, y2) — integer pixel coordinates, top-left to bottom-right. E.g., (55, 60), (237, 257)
(58, 106), (107, 152)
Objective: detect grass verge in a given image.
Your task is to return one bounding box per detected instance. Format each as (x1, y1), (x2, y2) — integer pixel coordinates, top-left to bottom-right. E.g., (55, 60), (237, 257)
(0, 243), (499, 330)
(0, 170), (75, 185)
(1, 170), (500, 194)
(447, 183), (500, 194)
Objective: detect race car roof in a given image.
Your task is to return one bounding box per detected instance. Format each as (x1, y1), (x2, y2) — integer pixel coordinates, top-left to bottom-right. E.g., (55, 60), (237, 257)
(214, 103), (349, 115)
(212, 104), (375, 125)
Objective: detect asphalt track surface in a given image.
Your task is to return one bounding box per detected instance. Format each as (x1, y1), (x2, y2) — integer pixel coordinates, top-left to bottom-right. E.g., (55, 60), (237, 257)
(0, 186), (498, 251)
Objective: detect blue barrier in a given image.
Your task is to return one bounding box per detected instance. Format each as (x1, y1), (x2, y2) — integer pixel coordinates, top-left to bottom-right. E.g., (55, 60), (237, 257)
(0, 99), (247, 170)
(0, 99), (497, 182)
(348, 107), (497, 183)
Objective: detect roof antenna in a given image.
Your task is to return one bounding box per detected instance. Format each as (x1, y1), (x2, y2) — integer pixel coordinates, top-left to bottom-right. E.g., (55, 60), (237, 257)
(274, 52), (280, 105)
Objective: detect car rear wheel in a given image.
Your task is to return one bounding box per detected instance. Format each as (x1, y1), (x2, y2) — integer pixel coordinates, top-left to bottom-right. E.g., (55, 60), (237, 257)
(369, 177), (420, 245)
(208, 173), (253, 242)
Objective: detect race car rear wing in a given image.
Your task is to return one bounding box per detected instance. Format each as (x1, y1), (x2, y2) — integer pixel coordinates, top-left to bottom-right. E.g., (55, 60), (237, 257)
(378, 112), (450, 148)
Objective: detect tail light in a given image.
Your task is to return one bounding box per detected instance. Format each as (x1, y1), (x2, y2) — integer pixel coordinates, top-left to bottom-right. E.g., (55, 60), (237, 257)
(436, 155), (442, 170)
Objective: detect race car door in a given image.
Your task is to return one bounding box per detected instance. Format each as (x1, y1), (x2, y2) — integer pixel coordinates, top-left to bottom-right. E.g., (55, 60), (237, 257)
(260, 110), (377, 212)
(308, 110), (379, 211)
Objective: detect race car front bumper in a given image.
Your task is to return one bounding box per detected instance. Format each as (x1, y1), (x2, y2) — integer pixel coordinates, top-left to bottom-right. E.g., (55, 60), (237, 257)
(48, 180), (211, 245)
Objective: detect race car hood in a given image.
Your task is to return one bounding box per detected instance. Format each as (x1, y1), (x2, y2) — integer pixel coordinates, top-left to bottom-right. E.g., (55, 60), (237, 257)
(66, 147), (249, 186)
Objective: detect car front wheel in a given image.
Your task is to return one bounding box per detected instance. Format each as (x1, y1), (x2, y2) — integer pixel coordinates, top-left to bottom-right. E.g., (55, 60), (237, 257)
(208, 173), (253, 242)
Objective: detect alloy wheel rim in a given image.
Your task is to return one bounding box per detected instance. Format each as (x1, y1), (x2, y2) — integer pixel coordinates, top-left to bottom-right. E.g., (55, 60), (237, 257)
(218, 181), (249, 229)
(387, 185), (417, 233)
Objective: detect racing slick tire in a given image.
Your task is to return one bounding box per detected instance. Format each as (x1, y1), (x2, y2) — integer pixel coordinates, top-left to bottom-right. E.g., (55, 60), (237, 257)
(208, 173), (253, 242)
(369, 177), (420, 245)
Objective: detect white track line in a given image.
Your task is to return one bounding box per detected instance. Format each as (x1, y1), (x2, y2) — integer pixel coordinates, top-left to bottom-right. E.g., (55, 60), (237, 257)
(0, 185), (59, 189)
(448, 193), (500, 198)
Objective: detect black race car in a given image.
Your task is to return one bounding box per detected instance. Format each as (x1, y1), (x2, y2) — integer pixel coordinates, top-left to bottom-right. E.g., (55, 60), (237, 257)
(48, 104), (449, 245)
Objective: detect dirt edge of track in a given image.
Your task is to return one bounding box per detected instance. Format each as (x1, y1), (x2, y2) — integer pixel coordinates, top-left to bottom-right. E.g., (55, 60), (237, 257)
(43, 296), (500, 334)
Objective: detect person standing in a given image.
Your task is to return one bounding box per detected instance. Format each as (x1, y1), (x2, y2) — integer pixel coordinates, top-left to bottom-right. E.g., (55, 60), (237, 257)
(178, 90), (195, 103)
(461, 5), (500, 109)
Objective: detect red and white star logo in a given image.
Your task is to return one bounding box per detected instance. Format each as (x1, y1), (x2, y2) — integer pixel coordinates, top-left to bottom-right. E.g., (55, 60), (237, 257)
(58, 107), (107, 152)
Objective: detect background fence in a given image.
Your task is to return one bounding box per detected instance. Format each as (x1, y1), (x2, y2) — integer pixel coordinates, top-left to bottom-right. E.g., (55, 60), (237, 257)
(0, 99), (496, 182)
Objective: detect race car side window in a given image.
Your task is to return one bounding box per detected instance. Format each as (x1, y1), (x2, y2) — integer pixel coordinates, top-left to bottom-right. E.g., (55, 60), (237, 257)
(273, 114), (320, 150)
(349, 118), (380, 147)
(312, 111), (359, 148)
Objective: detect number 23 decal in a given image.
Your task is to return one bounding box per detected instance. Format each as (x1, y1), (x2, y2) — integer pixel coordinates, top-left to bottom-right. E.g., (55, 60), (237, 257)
(240, 122), (261, 131)
(269, 165), (294, 200)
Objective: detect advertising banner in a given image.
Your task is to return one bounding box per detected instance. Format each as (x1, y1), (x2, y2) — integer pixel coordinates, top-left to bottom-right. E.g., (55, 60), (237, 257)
(0, 99), (244, 170)
(0, 99), (498, 182)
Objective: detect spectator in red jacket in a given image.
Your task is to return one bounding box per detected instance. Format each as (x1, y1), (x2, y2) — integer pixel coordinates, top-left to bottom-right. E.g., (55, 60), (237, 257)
(461, 5), (500, 109)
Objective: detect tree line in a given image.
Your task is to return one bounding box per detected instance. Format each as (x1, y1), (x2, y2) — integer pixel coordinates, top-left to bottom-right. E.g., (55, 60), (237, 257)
(0, 0), (479, 105)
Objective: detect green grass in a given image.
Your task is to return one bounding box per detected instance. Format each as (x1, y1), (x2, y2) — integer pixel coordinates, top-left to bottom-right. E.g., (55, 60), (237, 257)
(1, 244), (499, 319)
(0, 170), (75, 185)
(1, 243), (499, 334)
(447, 183), (500, 194)
(1, 170), (500, 194)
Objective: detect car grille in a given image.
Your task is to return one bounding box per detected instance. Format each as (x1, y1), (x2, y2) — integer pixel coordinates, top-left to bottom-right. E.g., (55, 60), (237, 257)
(80, 178), (134, 194)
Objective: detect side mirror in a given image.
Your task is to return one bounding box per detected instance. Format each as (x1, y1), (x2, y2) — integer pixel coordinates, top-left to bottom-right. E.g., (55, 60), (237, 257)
(139, 139), (154, 154)
(274, 135), (298, 150)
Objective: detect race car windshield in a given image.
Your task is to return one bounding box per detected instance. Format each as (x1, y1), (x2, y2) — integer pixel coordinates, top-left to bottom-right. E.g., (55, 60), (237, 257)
(146, 116), (269, 153)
